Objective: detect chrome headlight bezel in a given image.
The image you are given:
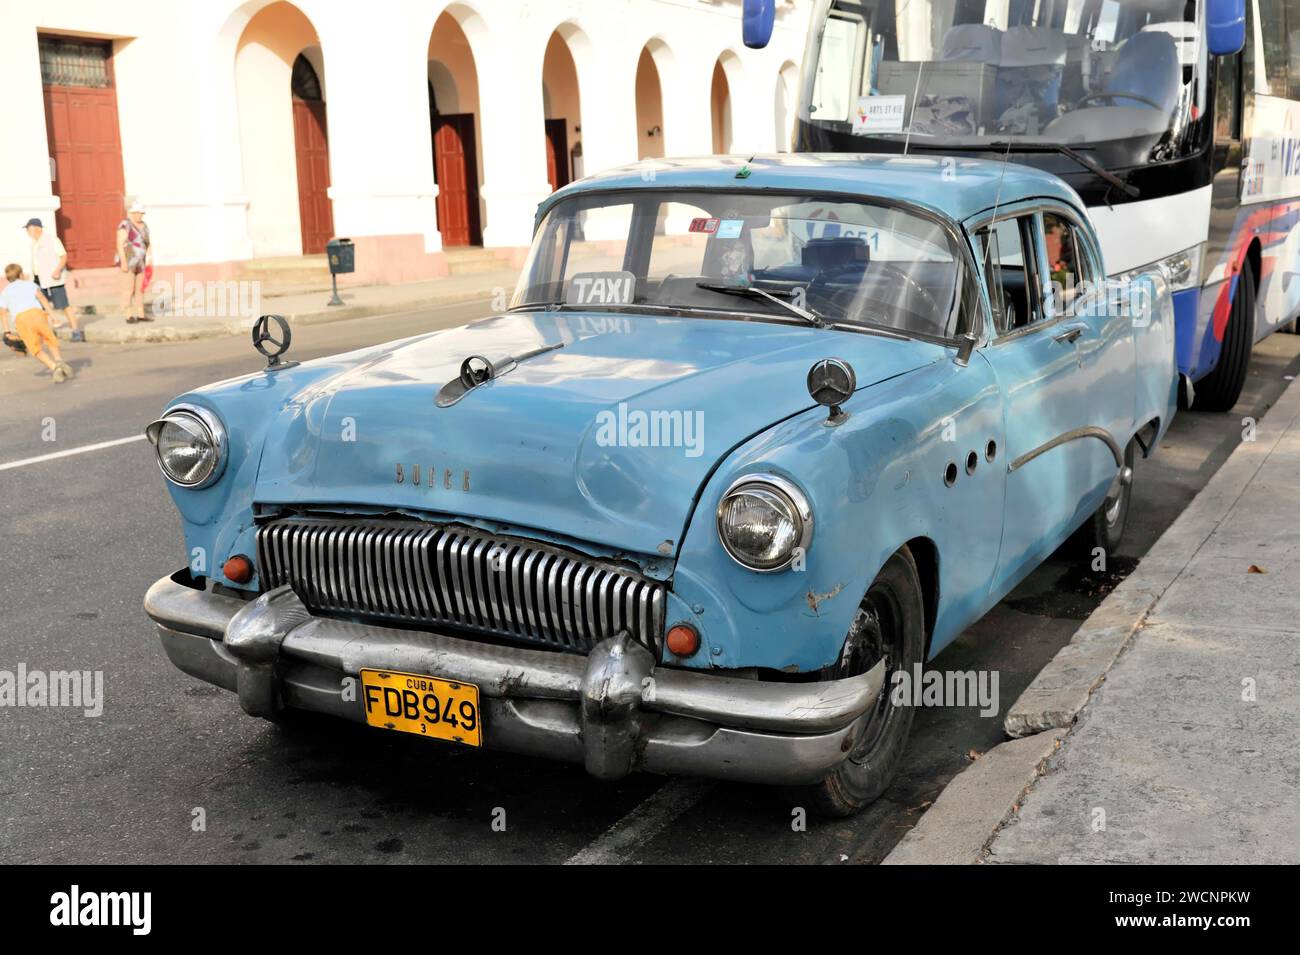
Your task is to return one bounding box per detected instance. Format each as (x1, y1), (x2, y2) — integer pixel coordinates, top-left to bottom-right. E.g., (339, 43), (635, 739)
(715, 473), (814, 573)
(145, 403), (228, 489)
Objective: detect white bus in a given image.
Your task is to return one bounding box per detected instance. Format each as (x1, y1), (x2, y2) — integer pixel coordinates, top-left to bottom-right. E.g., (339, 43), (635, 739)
(744, 0), (1299, 410)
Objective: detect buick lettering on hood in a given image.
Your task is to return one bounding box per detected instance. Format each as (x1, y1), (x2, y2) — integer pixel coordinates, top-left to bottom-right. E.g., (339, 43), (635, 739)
(144, 155), (1177, 815)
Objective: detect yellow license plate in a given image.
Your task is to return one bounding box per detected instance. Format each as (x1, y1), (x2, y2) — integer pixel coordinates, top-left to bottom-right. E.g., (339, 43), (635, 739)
(359, 669), (482, 747)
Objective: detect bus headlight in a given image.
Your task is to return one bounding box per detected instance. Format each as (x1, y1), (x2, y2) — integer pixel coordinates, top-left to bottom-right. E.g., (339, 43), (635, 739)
(145, 405), (227, 489)
(1158, 244), (1204, 291)
(1121, 244), (1203, 293)
(716, 474), (813, 572)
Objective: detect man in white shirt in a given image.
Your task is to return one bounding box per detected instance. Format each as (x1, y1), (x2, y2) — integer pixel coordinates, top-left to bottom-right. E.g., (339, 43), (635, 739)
(26, 218), (83, 342)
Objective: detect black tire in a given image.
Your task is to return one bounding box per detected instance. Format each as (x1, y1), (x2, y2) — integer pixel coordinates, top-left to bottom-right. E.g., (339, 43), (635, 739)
(1077, 438), (1136, 555)
(793, 546), (925, 817)
(1193, 266), (1255, 412)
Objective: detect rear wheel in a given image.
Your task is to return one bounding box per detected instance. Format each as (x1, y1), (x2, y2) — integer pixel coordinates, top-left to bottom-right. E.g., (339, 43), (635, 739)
(1193, 266), (1255, 412)
(1077, 438), (1136, 555)
(794, 546), (925, 817)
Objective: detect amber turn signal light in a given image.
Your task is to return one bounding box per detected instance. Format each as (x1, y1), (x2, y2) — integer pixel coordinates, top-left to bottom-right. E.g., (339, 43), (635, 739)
(223, 554), (253, 584)
(666, 624), (700, 658)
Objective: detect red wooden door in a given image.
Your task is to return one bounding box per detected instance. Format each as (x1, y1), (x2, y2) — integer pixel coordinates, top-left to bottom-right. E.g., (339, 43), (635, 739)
(432, 113), (481, 247)
(544, 118), (569, 192)
(42, 84), (125, 269)
(293, 98), (333, 255)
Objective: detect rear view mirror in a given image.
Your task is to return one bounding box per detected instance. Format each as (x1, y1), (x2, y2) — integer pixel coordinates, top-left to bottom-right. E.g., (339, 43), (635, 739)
(743, 0), (776, 49)
(1206, 0), (1246, 57)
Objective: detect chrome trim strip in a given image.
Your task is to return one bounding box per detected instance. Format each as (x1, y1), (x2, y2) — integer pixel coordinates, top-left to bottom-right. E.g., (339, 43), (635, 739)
(1007, 426), (1124, 473)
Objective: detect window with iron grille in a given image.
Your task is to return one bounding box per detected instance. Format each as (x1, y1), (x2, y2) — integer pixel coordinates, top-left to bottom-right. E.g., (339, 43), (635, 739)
(39, 36), (112, 89)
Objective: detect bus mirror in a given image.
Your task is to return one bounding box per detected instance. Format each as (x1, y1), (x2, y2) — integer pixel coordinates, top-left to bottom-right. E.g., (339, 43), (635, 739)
(1206, 0), (1246, 57)
(742, 0), (776, 49)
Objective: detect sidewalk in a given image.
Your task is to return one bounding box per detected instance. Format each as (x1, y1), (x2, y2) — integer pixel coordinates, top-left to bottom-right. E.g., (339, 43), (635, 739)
(889, 374), (1300, 864)
(57, 268), (518, 344)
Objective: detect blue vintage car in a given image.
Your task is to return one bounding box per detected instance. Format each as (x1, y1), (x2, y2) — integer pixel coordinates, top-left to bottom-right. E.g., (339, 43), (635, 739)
(144, 154), (1177, 815)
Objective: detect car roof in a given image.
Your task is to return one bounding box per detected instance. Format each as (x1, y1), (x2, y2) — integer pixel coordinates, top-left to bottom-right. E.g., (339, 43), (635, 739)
(543, 153), (1089, 228)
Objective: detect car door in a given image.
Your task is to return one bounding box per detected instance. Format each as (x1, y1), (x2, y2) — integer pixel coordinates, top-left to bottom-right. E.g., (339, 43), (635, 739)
(972, 204), (1123, 596)
(1040, 205), (1136, 469)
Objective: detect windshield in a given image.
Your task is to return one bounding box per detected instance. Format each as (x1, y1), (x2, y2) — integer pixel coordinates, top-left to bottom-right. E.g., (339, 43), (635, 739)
(807, 0), (1202, 151)
(511, 190), (965, 340)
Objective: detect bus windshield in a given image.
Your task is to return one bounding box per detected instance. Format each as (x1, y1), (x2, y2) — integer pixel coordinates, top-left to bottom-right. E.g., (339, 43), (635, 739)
(807, 0), (1202, 153)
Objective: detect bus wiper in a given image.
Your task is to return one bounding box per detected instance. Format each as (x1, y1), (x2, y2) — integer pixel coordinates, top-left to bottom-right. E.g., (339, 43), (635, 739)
(986, 141), (1140, 200)
(695, 282), (826, 328)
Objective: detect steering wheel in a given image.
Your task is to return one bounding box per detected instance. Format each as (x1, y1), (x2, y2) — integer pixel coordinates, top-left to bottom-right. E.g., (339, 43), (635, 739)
(865, 262), (942, 317)
(1075, 90), (1163, 111)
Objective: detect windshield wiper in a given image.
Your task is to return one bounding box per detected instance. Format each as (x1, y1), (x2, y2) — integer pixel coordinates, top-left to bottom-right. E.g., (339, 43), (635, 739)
(986, 141), (1140, 200)
(897, 139), (1139, 201)
(695, 282), (826, 328)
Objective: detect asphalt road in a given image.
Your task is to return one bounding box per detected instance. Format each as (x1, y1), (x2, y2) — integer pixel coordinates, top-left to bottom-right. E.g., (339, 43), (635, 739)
(3, 303), (1298, 865)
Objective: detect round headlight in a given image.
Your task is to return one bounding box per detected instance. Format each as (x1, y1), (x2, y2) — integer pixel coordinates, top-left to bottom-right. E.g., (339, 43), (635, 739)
(716, 475), (813, 572)
(146, 406), (226, 488)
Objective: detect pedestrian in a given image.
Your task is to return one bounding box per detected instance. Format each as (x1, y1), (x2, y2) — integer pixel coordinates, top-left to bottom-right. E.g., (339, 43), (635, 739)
(0, 263), (75, 382)
(25, 217), (84, 341)
(116, 201), (152, 323)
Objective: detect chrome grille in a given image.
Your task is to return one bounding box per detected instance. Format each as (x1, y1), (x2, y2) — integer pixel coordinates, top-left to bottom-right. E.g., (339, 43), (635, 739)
(255, 518), (665, 654)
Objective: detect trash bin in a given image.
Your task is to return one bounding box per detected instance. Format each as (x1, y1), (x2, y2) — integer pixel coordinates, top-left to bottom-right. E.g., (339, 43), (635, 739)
(325, 238), (354, 305)
(326, 237), (355, 275)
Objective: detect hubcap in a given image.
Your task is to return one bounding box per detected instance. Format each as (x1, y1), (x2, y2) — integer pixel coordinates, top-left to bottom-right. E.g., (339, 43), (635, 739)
(835, 588), (903, 765)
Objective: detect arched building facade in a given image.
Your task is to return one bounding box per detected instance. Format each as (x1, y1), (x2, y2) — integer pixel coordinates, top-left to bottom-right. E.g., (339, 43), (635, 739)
(5, 0), (811, 286)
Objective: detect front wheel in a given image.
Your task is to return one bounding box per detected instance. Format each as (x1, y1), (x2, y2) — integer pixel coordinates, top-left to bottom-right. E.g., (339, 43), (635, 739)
(794, 546), (925, 817)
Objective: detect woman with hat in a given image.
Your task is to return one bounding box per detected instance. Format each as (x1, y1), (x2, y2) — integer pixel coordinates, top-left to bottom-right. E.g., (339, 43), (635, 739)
(116, 200), (152, 323)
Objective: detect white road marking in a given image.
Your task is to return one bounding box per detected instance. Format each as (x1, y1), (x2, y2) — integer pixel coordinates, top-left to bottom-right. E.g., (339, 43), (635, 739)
(564, 779), (714, 865)
(0, 434), (147, 472)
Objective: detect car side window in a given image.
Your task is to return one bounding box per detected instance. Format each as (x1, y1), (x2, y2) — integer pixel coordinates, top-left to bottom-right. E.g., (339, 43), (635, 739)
(975, 215), (1041, 335)
(1042, 212), (1094, 317)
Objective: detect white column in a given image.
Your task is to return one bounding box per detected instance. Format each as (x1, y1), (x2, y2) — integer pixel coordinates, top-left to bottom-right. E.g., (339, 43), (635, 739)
(573, 36), (639, 179)
(0, 29), (58, 270)
(315, 13), (440, 251)
(476, 28), (551, 248)
(662, 58), (717, 159)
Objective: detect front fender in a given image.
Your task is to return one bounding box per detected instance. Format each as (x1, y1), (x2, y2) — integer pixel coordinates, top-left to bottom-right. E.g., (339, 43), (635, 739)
(156, 345), (392, 590)
(667, 357), (1006, 672)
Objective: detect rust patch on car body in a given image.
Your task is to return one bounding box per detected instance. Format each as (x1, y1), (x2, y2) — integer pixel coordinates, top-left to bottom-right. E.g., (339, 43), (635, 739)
(805, 583), (844, 615)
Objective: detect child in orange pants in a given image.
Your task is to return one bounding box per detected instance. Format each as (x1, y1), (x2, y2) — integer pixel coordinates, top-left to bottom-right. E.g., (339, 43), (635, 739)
(0, 263), (74, 382)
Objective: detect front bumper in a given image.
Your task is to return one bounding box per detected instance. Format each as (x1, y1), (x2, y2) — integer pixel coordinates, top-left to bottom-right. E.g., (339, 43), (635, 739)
(144, 572), (884, 786)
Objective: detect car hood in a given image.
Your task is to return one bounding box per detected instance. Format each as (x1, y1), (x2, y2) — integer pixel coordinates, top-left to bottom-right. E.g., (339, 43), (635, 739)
(253, 310), (945, 557)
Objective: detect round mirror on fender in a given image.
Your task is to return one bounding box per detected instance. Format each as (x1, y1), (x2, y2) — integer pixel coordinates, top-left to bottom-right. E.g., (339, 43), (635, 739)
(806, 358), (856, 424)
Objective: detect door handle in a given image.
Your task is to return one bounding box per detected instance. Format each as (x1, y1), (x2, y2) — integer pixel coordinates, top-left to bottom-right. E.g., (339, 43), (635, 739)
(1053, 325), (1084, 344)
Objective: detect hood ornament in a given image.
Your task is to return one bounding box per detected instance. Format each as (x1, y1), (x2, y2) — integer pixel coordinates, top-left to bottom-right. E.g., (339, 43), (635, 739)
(436, 342), (565, 407)
(807, 358), (856, 425)
(252, 314), (298, 371)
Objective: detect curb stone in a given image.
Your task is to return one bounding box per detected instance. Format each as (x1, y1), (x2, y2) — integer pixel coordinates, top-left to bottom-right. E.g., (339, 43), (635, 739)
(882, 730), (1066, 865)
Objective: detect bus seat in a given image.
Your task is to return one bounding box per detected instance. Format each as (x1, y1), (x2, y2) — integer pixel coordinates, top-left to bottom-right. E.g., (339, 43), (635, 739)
(941, 24), (1001, 63)
(1104, 31), (1180, 112)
